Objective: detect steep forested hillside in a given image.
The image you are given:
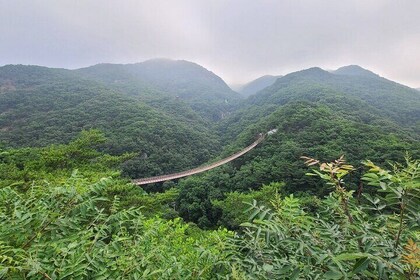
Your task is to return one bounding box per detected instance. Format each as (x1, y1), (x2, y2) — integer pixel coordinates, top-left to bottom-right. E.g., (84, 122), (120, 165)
(220, 66), (420, 140)
(224, 66), (420, 176)
(0, 65), (220, 178)
(238, 75), (282, 97)
(1, 63), (418, 188)
(76, 59), (241, 120)
(172, 65), (420, 227)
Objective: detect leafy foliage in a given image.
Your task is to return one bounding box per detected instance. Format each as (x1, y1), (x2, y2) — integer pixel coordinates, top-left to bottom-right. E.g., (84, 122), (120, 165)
(0, 174), (233, 279)
(212, 182), (284, 230)
(230, 157), (419, 279)
(0, 130), (131, 189)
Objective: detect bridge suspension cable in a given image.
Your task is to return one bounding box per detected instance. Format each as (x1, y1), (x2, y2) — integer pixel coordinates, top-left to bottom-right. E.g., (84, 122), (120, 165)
(132, 133), (265, 185)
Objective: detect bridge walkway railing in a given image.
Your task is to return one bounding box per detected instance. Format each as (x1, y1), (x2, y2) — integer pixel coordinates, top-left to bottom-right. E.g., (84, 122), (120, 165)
(132, 134), (265, 185)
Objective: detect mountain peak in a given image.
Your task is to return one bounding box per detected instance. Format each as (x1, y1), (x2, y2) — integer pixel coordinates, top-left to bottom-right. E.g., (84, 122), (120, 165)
(140, 58), (202, 68)
(140, 58), (180, 65)
(283, 67), (331, 80)
(333, 65), (379, 78)
(298, 67), (329, 75)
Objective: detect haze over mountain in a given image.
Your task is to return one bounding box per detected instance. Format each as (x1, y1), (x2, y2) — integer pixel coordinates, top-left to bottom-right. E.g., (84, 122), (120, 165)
(238, 75), (282, 97)
(2, 1), (420, 88)
(76, 59), (240, 120)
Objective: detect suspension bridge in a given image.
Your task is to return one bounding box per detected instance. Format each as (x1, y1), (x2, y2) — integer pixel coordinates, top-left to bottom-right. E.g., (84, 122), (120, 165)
(133, 133), (267, 185)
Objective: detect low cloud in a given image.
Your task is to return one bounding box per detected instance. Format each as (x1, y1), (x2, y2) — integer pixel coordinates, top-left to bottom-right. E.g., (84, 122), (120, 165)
(1, 0), (419, 87)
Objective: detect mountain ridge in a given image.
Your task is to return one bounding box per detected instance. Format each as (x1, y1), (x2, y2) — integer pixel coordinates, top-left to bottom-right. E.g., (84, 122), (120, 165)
(219, 65), (420, 145)
(238, 75), (282, 97)
(1, 61), (419, 196)
(333, 65), (380, 78)
(0, 64), (222, 178)
(74, 59), (240, 120)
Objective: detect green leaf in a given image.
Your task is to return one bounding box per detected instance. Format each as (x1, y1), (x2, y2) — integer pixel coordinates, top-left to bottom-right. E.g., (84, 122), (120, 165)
(335, 252), (370, 261)
(323, 269), (342, 279)
(289, 268), (300, 280)
(352, 257), (370, 274)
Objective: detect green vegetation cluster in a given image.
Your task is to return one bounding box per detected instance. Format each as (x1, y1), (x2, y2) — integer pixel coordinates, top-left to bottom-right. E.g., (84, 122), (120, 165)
(1, 132), (418, 279)
(177, 66), (419, 229)
(1, 62), (419, 278)
(0, 65), (221, 180)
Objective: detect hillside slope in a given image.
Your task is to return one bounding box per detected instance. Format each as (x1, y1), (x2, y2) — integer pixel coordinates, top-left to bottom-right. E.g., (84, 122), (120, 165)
(0, 65), (221, 178)
(76, 59), (241, 120)
(2, 63), (418, 187)
(210, 66), (420, 194)
(171, 66), (420, 226)
(238, 75), (282, 97)
(220, 66), (420, 140)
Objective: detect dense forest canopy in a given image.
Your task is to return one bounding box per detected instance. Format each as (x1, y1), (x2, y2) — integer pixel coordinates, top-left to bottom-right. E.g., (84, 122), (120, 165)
(0, 61), (419, 279)
(0, 64), (223, 179)
(75, 59), (241, 121)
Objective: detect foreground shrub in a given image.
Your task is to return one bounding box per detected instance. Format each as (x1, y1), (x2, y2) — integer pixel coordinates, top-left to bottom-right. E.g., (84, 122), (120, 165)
(0, 173), (232, 279)
(230, 157), (419, 279)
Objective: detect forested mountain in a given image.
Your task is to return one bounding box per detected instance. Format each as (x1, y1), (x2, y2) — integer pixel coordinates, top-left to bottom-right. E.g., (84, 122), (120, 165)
(1, 62), (419, 279)
(221, 66), (420, 138)
(76, 59), (240, 120)
(223, 65), (420, 162)
(1, 63), (418, 186)
(0, 65), (221, 178)
(238, 75), (282, 97)
(172, 65), (420, 227)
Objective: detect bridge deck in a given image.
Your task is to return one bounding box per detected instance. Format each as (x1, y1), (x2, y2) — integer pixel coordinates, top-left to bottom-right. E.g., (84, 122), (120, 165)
(132, 134), (265, 185)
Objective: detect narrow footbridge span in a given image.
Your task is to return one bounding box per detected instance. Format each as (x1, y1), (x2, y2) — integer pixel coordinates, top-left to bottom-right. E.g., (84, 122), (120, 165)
(133, 133), (266, 185)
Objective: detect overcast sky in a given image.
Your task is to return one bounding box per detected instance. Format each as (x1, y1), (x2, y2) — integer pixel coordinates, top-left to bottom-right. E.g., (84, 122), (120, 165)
(1, 0), (419, 87)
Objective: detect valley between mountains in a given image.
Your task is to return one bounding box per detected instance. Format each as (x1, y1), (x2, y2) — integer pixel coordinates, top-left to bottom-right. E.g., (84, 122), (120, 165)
(1, 59), (419, 279)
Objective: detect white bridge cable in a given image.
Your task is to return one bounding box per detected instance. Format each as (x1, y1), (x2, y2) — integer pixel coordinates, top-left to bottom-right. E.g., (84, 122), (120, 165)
(132, 133), (266, 185)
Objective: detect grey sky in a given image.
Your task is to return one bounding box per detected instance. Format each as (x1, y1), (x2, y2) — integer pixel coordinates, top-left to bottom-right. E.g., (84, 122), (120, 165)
(1, 0), (419, 87)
